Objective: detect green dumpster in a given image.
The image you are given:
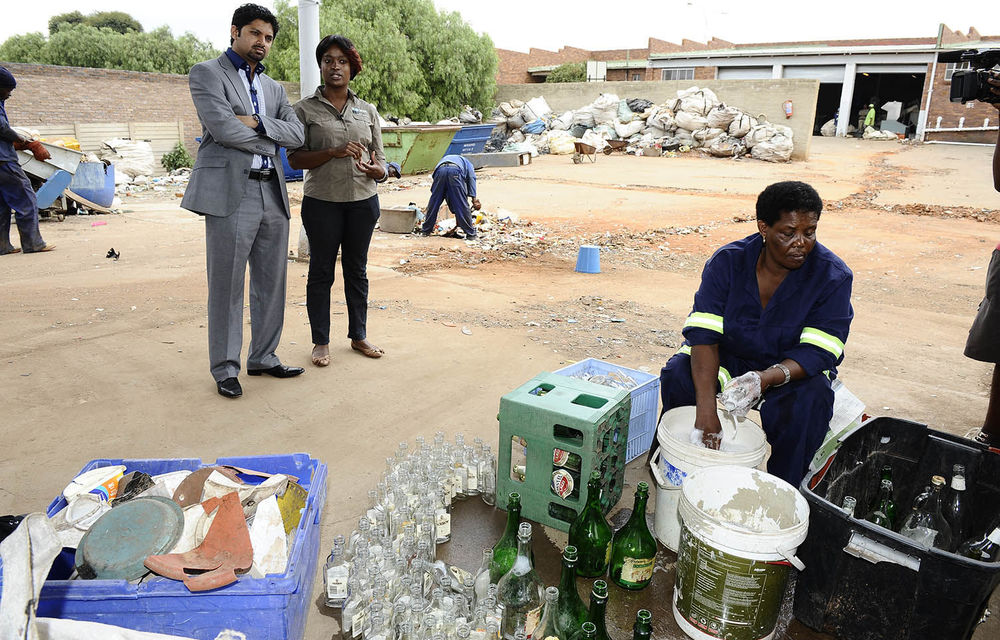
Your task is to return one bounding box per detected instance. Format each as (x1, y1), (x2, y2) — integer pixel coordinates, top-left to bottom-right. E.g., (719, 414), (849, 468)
(381, 124), (462, 175)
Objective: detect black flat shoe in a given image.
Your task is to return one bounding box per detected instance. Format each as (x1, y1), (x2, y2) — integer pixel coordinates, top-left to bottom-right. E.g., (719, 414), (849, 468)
(217, 377), (243, 398)
(247, 364), (304, 378)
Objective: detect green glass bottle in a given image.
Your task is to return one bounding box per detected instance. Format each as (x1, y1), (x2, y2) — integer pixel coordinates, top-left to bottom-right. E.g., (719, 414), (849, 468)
(864, 479), (896, 529)
(584, 579), (611, 640)
(578, 622), (597, 640)
(554, 545), (588, 639)
(632, 609), (652, 640)
(609, 482), (657, 590)
(568, 472), (612, 578)
(490, 492), (522, 583)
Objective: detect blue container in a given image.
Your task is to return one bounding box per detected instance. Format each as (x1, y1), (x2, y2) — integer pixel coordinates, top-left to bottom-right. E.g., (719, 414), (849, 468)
(279, 147), (303, 182)
(575, 245), (601, 274)
(0, 453), (327, 640)
(445, 123), (499, 156)
(69, 162), (115, 208)
(554, 358), (660, 462)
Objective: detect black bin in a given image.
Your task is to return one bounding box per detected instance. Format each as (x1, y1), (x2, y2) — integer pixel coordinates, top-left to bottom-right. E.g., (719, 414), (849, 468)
(794, 417), (1000, 640)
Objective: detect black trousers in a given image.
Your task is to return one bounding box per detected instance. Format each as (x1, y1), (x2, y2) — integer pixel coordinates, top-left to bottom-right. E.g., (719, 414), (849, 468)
(300, 194), (380, 344)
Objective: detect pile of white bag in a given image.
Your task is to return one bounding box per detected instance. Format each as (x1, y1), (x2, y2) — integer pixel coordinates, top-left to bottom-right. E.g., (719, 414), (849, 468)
(99, 138), (155, 178)
(490, 86), (795, 163)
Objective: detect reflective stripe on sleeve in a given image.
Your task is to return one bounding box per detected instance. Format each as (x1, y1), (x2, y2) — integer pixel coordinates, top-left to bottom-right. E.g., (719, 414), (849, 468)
(684, 312), (724, 334)
(800, 327), (845, 358)
(677, 345), (692, 356)
(718, 366), (732, 388)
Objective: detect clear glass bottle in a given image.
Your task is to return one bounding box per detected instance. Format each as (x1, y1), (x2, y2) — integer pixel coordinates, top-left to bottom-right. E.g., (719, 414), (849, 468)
(533, 586), (560, 640)
(497, 522), (545, 640)
(342, 576), (365, 638)
(841, 495), (857, 517)
(474, 548), (494, 606)
(945, 463), (968, 548)
(609, 482), (657, 590)
(324, 540), (349, 608)
(631, 609), (652, 640)
(481, 449), (497, 507)
(900, 475), (953, 550)
(436, 487), (452, 544)
(466, 446), (482, 497)
(553, 545), (587, 639)
(490, 492), (523, 583)
(568, 472), (612, 578)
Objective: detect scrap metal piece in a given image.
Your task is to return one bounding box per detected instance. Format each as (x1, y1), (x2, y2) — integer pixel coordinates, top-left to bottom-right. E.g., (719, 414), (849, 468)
(275, 481), (307, 535)
(74, 497), (183, 580)
(144, 491), (253, 592)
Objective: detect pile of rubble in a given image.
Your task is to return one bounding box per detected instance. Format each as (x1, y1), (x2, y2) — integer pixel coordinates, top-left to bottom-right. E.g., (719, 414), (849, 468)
(489, 87), (795, 162)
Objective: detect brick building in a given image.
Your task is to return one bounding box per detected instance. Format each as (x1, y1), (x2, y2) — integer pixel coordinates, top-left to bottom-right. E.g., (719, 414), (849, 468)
(496, 25), (1000, 143)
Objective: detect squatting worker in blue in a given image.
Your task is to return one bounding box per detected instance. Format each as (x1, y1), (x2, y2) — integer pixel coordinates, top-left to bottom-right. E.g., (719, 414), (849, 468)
(418, 154), (481, 239)
(0, 66), (54, 255)
(657, 181), (853, 487)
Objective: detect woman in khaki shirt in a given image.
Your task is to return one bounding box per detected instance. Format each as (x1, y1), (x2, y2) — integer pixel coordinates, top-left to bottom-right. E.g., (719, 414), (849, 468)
(289, 35), (386, 366)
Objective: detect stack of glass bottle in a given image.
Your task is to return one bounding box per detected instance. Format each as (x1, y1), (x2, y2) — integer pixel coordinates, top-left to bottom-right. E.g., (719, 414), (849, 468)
(324, 432), (500, 640)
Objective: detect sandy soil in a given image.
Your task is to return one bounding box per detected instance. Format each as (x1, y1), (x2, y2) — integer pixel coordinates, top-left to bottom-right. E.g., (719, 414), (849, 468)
(2, 136), (998, 638)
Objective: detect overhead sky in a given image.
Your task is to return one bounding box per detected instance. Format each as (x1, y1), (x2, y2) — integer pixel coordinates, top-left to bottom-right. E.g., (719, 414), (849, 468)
(1, 1), (998, 55)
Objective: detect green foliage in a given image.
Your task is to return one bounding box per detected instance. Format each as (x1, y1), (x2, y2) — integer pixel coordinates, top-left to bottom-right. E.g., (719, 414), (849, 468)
(547, 62), (586, 83)
(161, 141), (194, 172)
(0, 33), (47, 64)
(0, 23), (217, 75)
(86, 11), (144, 34)
(49, 11), (85, 34)
(268, 0), (497, 122)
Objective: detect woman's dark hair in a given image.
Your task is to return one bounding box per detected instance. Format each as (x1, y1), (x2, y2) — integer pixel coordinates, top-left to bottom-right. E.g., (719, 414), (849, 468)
(231, 4), (280, 40)
(316, 35), (363, 79)
(755, 181), (823, 226)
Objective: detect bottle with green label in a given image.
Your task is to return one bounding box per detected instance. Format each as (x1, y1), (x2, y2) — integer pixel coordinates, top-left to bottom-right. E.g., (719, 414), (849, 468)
(498, 522), (545, 640)
(554, 545), (588, 638)
(568, 472), (612, 577)
(490, 492), (522, 583)
(609, 482), (657, 590)
(632, 609), (652, 640)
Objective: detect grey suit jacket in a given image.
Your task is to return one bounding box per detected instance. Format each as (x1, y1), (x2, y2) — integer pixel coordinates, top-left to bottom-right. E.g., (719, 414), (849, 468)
(181, 54), (305, 218)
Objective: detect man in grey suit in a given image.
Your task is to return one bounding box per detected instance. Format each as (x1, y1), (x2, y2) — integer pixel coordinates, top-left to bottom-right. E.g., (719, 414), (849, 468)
(182, 3), (306, 398)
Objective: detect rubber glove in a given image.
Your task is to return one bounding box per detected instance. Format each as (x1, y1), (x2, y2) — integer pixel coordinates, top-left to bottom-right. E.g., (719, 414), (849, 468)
(719, 370), (762, 418)
(24, 140), (50, 161)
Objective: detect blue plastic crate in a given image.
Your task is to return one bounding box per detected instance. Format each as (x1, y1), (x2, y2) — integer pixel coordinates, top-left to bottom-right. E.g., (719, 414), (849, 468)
(554, 359), (659, 462)
(0, 453), (327, 640)
(445, 123), (500, 155)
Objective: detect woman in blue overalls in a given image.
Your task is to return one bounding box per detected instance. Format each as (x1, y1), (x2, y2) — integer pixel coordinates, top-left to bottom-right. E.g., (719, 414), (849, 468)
(658, 181), (853, 487)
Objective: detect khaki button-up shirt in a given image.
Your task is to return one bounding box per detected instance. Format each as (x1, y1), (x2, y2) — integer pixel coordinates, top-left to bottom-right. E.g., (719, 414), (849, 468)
(292, 87), (386, 203)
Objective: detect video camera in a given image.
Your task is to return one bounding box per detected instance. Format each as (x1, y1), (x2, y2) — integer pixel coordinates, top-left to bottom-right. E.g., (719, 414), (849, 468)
(943, 49), (1000, 104)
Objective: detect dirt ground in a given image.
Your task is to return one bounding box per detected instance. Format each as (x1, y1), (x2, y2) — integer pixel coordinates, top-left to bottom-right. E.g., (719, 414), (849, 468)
(2, 136), (999, 638)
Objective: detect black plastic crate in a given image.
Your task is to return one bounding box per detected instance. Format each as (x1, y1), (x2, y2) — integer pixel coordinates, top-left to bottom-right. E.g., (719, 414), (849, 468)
(794, 417), (1000, 640)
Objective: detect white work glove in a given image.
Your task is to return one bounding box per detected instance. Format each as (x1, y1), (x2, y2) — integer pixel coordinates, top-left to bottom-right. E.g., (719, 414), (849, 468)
(719, 371), (762, 418)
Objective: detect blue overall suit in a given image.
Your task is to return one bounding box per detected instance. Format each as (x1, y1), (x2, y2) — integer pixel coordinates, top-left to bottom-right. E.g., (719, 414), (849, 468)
(659, 234), (853, 487)
(0, 98), (45, 253)
(421, 154), (477, 237)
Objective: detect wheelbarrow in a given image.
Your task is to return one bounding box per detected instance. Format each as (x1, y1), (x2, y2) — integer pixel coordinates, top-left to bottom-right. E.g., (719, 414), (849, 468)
(572, 141), (597, 164)
(603, 139), (628, 155)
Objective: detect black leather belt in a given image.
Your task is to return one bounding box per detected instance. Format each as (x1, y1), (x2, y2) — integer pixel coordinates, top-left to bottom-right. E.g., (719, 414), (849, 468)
(248, 168), (274, 181)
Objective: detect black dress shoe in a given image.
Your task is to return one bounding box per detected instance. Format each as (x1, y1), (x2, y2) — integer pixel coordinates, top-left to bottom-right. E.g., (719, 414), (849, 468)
(217, 377), (243, 398)
(247, 364), (305, 378)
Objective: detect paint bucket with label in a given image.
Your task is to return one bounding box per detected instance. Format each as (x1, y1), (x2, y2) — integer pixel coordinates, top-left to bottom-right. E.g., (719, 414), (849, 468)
(673, 465), (809, 640)
(649, 406), (768, 551)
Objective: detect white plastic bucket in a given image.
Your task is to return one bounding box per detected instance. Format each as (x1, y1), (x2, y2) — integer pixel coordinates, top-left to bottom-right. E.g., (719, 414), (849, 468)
(673, 465), (810, 640)
(649, 406), (768, 550)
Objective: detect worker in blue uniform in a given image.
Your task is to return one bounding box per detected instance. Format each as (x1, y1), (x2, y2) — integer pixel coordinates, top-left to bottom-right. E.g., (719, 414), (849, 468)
(0, 66), (54, 255)
(418, 154), (480, 239)
(656, 181), (853, 487)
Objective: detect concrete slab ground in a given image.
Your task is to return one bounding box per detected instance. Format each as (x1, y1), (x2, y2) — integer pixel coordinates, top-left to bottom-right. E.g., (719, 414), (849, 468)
(1, 136), (998, 639)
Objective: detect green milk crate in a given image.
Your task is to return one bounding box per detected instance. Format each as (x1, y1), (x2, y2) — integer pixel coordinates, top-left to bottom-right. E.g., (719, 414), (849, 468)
(497, 372), (631, 532)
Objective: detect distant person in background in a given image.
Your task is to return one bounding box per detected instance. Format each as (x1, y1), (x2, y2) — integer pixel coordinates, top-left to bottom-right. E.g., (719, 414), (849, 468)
(968, 73), (1000, 448)
(418, 154), (481, 240)
(288, 34), (387, 366)
(864, 104), (876, 129)
(0, 66), (54, 255)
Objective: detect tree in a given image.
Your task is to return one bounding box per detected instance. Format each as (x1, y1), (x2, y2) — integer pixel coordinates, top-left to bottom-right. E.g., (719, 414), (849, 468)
(49, 11), (85, 34)
(268, 0), (496, 122)
(547, 62), (586, 83)
(86, 11), (143, 34)
(0, 33), (47, 64)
